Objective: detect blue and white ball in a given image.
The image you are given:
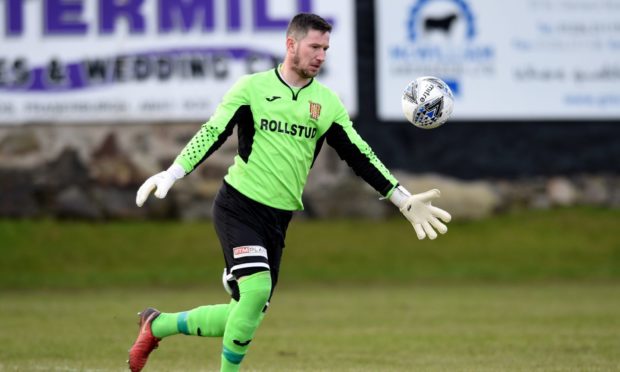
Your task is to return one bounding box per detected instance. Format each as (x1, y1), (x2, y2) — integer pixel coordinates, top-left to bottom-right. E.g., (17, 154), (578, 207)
(402, 76), (454, 129)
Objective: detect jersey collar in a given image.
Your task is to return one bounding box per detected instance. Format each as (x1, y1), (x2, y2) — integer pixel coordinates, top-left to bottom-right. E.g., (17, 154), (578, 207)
(274, 65), (314, 101)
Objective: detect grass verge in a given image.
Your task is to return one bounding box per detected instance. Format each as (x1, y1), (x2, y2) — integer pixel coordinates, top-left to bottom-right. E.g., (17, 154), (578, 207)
(0, 207), (618, 289)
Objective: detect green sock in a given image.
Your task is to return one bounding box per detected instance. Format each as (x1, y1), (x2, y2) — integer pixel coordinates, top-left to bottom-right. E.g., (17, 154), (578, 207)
(151, 299), (238, 339)
(220, 271), (271, 372)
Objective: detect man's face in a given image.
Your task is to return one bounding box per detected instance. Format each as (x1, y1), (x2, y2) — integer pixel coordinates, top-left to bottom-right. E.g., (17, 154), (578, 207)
(289, 29), (330, 79)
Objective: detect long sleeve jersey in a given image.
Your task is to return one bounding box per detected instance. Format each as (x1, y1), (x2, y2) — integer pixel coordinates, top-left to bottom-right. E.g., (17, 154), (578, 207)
(175, 67), (398, 211)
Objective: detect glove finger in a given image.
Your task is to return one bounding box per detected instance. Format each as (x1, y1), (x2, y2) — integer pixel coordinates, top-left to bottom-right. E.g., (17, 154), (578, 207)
(429, 205), (452, 223)
(417, 189), (441, 202)
(422, 221), (437, 240)
(413, 223), (426, 240)
(136, 179), (156, 207)
(429, 216), (448, 234)
(154, 182), (170, 199)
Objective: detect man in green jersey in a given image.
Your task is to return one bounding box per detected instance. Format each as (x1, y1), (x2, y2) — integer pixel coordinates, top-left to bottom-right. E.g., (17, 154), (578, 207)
(128, 13), (451, 372)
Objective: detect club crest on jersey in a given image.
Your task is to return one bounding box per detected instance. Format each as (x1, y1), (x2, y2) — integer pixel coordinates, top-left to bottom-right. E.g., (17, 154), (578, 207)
(309, 101), (321, 120)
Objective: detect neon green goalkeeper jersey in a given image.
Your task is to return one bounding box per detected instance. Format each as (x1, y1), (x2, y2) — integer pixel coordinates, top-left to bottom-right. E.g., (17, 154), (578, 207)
(175, 67), (398, 211)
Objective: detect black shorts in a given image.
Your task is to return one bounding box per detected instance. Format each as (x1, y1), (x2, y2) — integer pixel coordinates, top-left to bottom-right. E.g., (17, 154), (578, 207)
(212, 181), (293, 301)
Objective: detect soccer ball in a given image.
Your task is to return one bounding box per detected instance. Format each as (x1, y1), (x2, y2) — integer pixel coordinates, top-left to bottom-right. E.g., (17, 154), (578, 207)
(401, 76), (454, 129)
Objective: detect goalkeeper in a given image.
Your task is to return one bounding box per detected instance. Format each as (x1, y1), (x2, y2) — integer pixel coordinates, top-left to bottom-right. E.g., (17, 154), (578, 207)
(128, 12), (451, 372)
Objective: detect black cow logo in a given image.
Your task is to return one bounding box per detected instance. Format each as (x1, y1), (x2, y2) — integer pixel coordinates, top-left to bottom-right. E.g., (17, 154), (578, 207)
(424, 13), (458, 35)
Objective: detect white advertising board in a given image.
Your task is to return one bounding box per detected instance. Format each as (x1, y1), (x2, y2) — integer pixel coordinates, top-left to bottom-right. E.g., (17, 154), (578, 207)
(376, 0), (620, 120)
(0, 0), (356, 123)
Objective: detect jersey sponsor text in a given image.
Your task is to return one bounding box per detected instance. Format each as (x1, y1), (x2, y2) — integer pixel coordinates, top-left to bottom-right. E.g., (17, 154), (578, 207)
(259, 119), (317, 139)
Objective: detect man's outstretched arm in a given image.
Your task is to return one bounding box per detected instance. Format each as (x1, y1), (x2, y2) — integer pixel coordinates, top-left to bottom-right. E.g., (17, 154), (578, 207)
(325, 104), (451, 240)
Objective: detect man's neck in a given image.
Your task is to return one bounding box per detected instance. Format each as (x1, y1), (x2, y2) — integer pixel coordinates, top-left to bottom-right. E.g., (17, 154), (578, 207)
(279, 62), (310, 88)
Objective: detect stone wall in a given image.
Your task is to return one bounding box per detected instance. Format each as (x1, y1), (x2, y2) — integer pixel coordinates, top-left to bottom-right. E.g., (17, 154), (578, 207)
(0, 124), (617, 221)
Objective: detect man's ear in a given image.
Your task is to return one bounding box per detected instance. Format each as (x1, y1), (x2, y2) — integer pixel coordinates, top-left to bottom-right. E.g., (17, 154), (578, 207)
(285, 36), (296, 53)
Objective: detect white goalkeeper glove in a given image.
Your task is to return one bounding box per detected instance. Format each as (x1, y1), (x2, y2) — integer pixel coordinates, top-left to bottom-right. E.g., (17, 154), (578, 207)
(136, 163), (186, 207)
(390, 186), (452, 240)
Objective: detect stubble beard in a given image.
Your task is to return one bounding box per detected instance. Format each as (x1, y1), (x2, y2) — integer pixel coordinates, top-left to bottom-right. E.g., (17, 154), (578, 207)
(292, 52), (317, 79)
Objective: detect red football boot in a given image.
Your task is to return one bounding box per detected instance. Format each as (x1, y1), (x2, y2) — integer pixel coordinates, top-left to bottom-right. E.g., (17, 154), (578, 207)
(128, 307), (161, 372)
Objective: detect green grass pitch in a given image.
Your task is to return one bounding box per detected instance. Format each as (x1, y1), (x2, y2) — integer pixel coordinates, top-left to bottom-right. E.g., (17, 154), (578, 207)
(0, 207), (619, 370)
(1, 284), (619, 371)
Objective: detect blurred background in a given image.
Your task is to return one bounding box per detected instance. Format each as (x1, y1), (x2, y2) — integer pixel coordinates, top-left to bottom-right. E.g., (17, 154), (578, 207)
(0, 0), (619, 371)
(0, 0), (619, 220)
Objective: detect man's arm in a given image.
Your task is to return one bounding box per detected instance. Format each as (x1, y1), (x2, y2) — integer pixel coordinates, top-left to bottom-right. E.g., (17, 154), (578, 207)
(324, 120), (398, 197)
(136, 76), (251, 207)
(174, 75), (251, 174)
(325, 102), (451, 240)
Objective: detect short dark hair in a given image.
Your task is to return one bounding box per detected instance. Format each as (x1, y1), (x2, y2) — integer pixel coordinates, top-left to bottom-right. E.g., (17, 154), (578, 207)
(286, 13), (332, 40)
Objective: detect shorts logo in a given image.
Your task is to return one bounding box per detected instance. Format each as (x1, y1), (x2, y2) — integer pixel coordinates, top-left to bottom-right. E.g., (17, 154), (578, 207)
(309, 101), (321, 120)
(233, 245), (268, 259)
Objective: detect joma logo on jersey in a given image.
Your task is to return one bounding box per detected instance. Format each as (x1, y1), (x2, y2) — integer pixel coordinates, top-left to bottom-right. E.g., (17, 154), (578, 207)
(309, 101), (321, 120)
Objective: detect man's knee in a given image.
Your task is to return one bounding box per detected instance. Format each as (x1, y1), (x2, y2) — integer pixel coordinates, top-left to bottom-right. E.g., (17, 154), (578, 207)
(238, 271), (272, 310)
(225, 265), (273, 301)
